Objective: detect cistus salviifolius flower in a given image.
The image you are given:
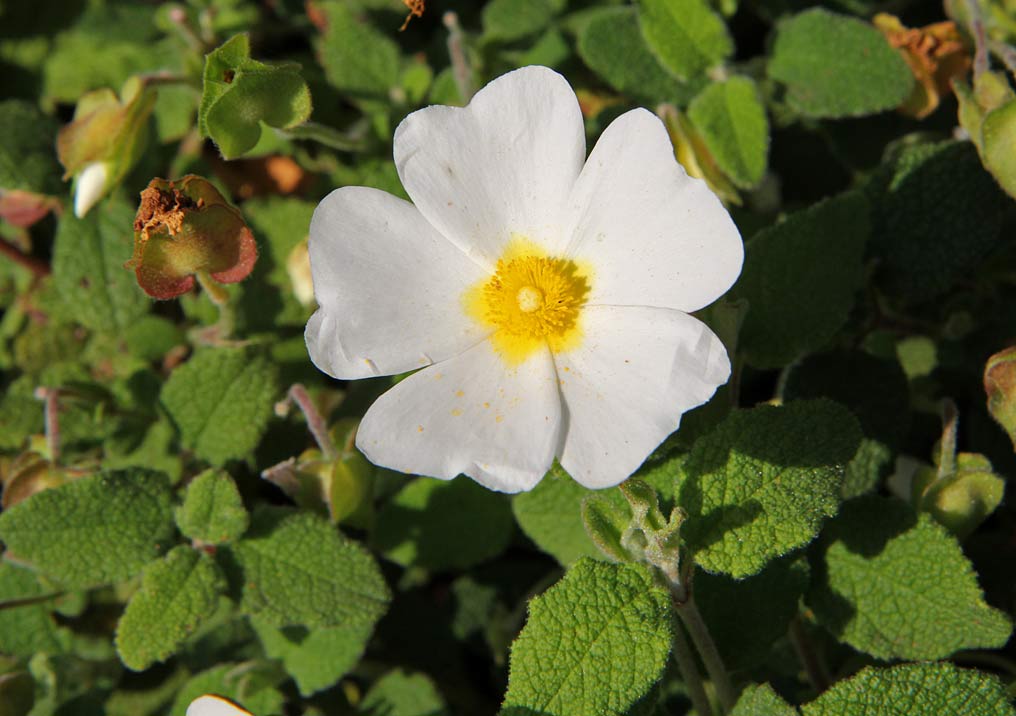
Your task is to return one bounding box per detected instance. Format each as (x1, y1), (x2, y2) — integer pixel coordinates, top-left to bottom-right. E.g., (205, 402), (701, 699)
(305, 66), (743, 493)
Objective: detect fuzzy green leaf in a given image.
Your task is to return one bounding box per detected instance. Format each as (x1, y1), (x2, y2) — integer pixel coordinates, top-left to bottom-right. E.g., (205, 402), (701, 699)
(251, 617), (372, 697)
(732, 684), (796, 716)
(199, 34), (311, 159)
(808, 496), (1011, 659)
(482, 0), (555, 42)
(502, 560), (672, 716)
(0, 470), (175, 588)
(228, 506), (389, 628)
(0, 563), (70, 656)
(360, 670), (447, 716)
(734, 192), (868, 369)
(161, 347), (279, 466)
(52, 198), (150, 334)
(175, 469), (249, 545)
(768, 8), (913, 118)
(678, 400), (862, 578)
(638, 0), (732, 80)
(695, 556), (809, 669)
(315, 2), (399, 100)
(802, 663), (1015, 716)
(512, 465), (604, 566)
(577, 8), (694, 105)
(115, 546), (225, 671)
(0, 100), (62, 194)
(688, 77), (769, 187)
(373, 476), (513, 571)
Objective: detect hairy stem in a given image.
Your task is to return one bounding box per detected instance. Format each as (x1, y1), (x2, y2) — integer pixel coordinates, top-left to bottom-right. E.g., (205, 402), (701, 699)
(676, 595), (737, 713)
(195, 270), (235, 340)
(672, 617), (714, 716)
(788, 615), (831, 694)
(285, 384), (336, 459)
(443, 12), (474, 102)
(278, 122), (368, 152)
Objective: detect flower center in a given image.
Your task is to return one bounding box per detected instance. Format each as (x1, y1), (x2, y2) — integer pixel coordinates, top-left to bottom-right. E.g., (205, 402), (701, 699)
(464, 241), (591, 365)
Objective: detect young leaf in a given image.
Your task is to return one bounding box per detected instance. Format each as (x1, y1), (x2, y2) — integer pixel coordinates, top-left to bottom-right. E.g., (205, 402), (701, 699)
(199, 34), (312, 159)
(637, 0), (733, 80)
(314, 2), (400, 100)
(373, 476), (513, 571)
(678, 400), (862, 578)
(251, 617), (372, 697)
(52, 197), (150, 334)
(768, 8), (914, 118)
(161, 347), (279, 466)
(360, 670), (447, 716)
(807, 496), (1012, 660)
(175, 469), (250, 545)
(732, 684), (796, 716)
(115, 546), (226, 671)
(227, 506), (389, 628)
(502, 560), (672, 716)
(687, 77), (769, 188)
(801, 662), (1015, 716)
(0, 469), (175, 588)
(577, 7), (693, 105)
(734, 192), (868, 369)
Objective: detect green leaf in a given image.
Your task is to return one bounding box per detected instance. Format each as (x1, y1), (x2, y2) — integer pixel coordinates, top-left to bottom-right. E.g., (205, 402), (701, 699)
(175, 469), (250, 545)
(0, 99), (62, 194)
(0, 469), (175, 588)
(677, 400), (861, 578)
(0, 563), (70, 656)
(512, 464), (619, 566)
(169, 664), (284, 716)
(360, 670), (447, 716)
(801, 662), (1015, 716)
(161, 347), (279, 466)
(695, 556), (809, 669)
(482, 0), (555, 42)
(732, 684), (796, 716)
(734, 192), (868, 369)
(867, 140), (1009, 302)
(228, 506), (389, 628)
(768, 8), (914, 118)
(374, 476), (514, 571)
(0, 376), (43, 451)
(981, 100), (1016, 200)
(251, 617), (372, 697)
(783, 350), (910, 497)
(502, 560), (672, 716)
(315, 2), (400, 100)
(51, 197), (150, 334)
(807, 496), (1012, 660)
(637, 0), (732, 80)
(199, 34), (312, 159)
(115, 546), (226, 671)
(687, 77), (769, 188)
(577, 8), (694, 105)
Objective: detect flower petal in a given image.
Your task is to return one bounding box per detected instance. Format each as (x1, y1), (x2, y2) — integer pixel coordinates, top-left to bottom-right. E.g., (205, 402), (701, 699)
(356, 340), (562, 493)
(306, 186), (489, 380)
(563, 109), (743, 312)
(556, 305), (730, 488)
(393, 66), (585, 265)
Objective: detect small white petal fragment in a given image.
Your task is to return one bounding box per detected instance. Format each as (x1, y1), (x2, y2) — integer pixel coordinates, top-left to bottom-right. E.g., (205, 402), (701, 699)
(556, 306), (730, 488)
(564, 108), (743, 313)
(186, 695), (253, 716)
(73, 161), (108, 218)
(394, 66), (585, 263)
(356, 340), (562, 493)
(306, 186), (489, 379)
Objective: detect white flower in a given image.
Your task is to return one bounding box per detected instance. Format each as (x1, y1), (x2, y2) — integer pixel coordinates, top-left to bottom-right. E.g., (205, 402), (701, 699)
(305, 66), (743, 493)
(186, 695), (252, 716)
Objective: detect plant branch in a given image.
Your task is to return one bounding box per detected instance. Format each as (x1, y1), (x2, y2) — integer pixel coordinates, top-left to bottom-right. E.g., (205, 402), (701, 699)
(278, 122), (368, 153)
(676, 594), (737, 713)
(278, 383), (336, 459)
(788, 615), (831, 694)
(672, 616), (714, 716)
(0, 237), (50, 277)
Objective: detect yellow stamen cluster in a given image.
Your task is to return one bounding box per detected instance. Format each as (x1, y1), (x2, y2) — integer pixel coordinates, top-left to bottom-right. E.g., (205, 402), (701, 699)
(483, 255), (588, 339)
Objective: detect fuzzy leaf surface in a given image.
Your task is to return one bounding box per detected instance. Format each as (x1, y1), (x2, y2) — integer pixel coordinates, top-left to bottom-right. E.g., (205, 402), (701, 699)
(115, 546), (225, 671)
(0, 99), (62, 194)
(175, 469), (249, 545)
(807, 496), (1011, 660)
(502, 560), (671, 716)
(688, 76), (769, 187)
(768, 8), (913, 118)
(161, 347), (279, 466)
(229, 506), (389, 628)
(315, 2), (399, 99)
(0, 564), (70, 656)
(678, 400), (861, 577)
(638, 0), (732, 80)
(0, 470), (175, 588)
(732, 684), (796, 716)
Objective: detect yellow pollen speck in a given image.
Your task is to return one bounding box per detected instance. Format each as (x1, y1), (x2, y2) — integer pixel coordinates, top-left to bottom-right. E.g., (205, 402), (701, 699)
(451, 408), (463, 416)
(417, 425), (424, 432)
(463, 237), (591, 364)
(455, 390), (464, 398)
(495, 415), (504, 423)
(483, 402), (490, 408)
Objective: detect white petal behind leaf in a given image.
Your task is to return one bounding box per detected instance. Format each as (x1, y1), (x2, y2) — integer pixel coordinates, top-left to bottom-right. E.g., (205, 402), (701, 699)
(556, 306), (730, 488)
(306, 186), (489, 379)
(563, 108), (743, 312)
(186, 695), (253, 716)
(356, 340), (562, 492)
(393, 65), (585, 264)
